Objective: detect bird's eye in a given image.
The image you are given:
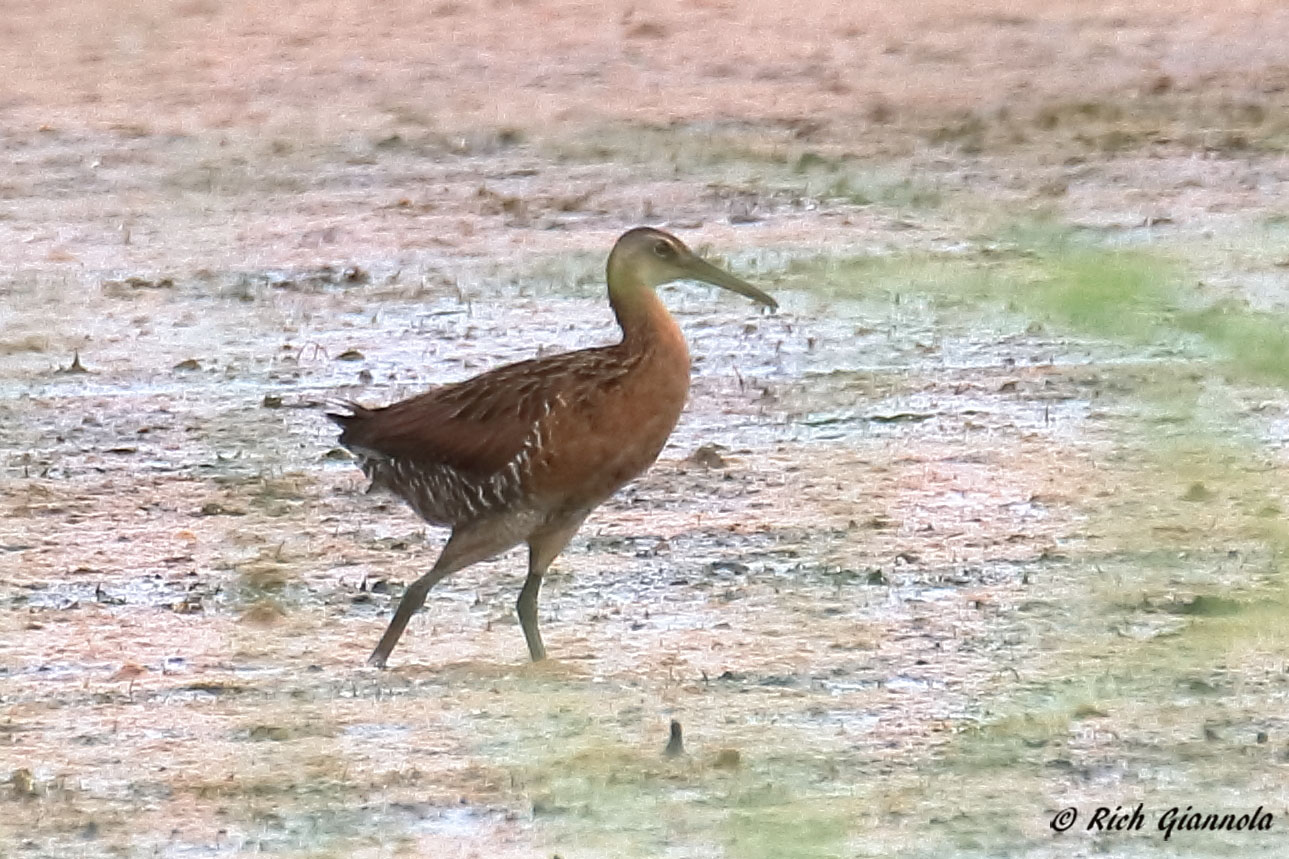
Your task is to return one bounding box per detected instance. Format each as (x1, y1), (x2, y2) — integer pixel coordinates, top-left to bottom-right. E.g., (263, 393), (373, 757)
(653, 241), (675, 258)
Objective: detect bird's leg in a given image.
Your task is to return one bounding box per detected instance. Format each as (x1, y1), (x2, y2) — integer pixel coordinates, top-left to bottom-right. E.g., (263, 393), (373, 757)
(519, 515), (587, 662)
(368, 524), (520, 668)
(516, 568), (546, 662)
(368, 565), (453, 668)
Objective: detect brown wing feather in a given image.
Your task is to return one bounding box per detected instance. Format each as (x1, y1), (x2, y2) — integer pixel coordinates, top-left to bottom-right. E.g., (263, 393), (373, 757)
(331, 385), (531, 477)
(329, 345), (631, 478)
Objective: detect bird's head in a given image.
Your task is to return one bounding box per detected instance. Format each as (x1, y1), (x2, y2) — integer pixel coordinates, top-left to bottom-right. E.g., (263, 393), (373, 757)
(607, 227), (777, 310)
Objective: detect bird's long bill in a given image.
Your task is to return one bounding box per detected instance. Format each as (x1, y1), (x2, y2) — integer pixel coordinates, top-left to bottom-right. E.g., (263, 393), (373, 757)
(684, 256), (778, 310)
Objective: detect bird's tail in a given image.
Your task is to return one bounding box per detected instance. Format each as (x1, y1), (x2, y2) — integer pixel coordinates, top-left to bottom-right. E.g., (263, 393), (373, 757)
(322, 400), (386, 483)
(325, 401), (383, 457)
(324, 399), (370, 429)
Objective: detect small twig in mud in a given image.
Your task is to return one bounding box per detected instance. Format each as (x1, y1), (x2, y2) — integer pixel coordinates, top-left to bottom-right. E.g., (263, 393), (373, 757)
(664, 720), (685, 757)
(867, 412), (935, 424)
(55, 351), (90, 375)
(298, 342), (328, 363)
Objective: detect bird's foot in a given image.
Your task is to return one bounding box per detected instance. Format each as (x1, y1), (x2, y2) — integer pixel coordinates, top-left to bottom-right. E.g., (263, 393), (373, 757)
(366, 650), (389, 669)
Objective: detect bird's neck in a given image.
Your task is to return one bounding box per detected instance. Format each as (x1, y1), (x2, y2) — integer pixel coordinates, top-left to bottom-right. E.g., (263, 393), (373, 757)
(609, 278), (685, 357)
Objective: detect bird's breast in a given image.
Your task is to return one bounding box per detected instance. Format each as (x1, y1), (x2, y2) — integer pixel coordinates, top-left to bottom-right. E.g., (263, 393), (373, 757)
(528, 334), (690, 509)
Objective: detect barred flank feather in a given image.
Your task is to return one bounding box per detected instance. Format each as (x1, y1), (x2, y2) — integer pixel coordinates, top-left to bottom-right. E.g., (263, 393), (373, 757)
(330, 346), (648, 527)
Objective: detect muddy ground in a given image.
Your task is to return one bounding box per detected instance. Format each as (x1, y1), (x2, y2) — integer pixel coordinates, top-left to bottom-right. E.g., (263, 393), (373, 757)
(5, 2), (1289, 857)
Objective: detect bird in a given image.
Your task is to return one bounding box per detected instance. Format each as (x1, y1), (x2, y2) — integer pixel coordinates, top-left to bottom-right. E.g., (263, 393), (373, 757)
(329, 227), (776, 668)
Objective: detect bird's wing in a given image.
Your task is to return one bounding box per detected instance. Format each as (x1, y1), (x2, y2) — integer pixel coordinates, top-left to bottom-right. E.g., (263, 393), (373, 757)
(329, 348), (624, 477)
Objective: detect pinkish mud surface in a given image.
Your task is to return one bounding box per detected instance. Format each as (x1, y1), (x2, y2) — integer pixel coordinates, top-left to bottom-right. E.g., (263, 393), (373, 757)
(6, 2), (1289, 858)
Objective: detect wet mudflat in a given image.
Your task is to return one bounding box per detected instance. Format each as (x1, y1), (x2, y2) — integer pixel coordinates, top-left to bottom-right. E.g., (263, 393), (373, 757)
(7, 2), (1289, 857)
